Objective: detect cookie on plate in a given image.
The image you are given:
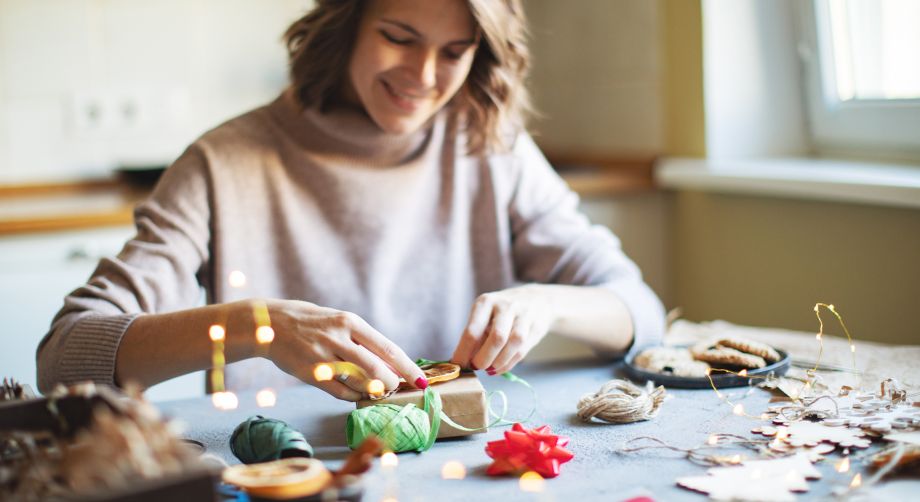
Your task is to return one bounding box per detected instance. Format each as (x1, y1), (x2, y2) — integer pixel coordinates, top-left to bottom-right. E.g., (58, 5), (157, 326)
(691, 345), (766, 369)
(715, 337), (781, 363)
(634, 346), (711, 378)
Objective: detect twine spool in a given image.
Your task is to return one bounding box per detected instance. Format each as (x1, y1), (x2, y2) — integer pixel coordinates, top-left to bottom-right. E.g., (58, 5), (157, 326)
(346, 395), (440, 453)
(576, 379), (666, 424)
(231, 415), (314, 464)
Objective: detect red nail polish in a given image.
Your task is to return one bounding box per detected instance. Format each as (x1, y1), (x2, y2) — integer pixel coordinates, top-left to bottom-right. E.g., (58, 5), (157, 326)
(487, 366), (495, 372)
(415, 377), (429, 389)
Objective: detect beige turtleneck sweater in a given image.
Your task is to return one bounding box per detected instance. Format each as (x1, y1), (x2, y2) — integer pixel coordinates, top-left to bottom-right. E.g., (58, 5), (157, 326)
(36, 90), (664, 393)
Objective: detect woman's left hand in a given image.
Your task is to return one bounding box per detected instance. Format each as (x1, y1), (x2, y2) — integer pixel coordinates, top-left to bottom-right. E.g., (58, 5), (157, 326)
(450, 285), (557, 376)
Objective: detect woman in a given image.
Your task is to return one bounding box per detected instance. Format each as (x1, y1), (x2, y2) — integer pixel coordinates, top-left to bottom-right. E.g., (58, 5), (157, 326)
(37, 0), (664, 401)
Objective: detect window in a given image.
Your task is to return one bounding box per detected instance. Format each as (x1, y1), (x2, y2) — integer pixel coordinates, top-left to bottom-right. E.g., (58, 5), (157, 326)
(800, 0), (920, 161)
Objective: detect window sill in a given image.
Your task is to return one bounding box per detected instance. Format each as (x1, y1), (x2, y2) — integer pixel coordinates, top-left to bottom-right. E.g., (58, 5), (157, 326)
(655, 157), (920, 209)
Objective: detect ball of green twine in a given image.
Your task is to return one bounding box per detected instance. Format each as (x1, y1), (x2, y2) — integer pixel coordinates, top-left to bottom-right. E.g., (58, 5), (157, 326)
(346, 388), (441, 453)
(230, 415), (314, 464)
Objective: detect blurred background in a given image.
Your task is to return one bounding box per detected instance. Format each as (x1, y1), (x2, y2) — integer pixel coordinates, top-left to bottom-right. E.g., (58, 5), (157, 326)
(1, 0), (918, 400)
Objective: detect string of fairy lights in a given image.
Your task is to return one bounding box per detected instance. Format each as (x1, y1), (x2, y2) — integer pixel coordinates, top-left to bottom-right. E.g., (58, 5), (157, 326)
(699, 302), (867, 491)
(209, 271), (277, 410)
(703, 303), (860, 416)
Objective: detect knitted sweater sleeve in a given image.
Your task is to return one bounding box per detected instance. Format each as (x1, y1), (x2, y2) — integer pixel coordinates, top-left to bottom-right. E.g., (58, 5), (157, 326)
(506, 133), (665, 358)
(36, 146), (212, 393)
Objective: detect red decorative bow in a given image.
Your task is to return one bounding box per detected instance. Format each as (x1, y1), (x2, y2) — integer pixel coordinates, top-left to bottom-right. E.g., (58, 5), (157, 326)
(484, 423), (574, 478)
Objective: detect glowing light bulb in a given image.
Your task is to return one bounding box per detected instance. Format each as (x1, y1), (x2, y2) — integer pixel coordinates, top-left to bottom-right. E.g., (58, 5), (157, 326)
(212, 391), (238, 410)
(519, 471), (545, 493)
(228, 270), (247, 288)
(256, 388), (276, 408)
(733, 404), (745, 415)
(850, 345), (856, 353)
(715, 391), (723, 400)
(209, 324), (226, 342)
(776, 427), (789, 440)
(381, 451), (398, 468)
(367, 379), (385, 396)
(314, 364), (334, 382)
(730, 455), (743, 464)
(850, 473), (862, 488)
(255, 326), (275, 344)
(816, 333), (822, 340)
(441, 460), (466, 480)
(738, 369), (748, 377)
(836, 457), (850, 473)
(707, 435), (719, 445)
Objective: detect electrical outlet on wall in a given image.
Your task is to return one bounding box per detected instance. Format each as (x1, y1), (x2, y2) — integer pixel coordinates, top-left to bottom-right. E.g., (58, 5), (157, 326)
(110, 89), (150, 131)
(66, 89), (152, 135)
(67, 92), (108, 133)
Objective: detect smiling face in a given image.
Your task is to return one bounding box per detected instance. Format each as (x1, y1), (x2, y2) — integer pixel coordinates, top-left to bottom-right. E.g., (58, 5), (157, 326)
(345, 0), (479, 135)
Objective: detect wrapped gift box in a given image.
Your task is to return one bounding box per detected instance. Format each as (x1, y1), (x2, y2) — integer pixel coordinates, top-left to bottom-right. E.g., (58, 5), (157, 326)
(355, 372), (487, 438)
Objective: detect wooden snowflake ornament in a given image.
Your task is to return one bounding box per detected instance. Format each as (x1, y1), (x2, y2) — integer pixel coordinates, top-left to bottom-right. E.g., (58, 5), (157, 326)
(677, 453), (820, 502)
(827, 397), (920, 434)
(753, 421), (870, 449)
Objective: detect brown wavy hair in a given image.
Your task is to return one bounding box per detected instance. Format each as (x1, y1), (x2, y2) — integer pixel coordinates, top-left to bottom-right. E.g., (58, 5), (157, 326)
(283, 0), (532, 155)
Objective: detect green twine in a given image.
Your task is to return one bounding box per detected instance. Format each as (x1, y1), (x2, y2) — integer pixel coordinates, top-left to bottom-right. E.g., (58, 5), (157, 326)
(346, 387), (442, 453)
(344, 359), (536, 453)
(230, 415), (314, 464)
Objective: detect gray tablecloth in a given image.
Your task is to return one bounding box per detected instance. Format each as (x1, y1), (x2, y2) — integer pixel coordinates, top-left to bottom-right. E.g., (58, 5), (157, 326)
(157, 358), (917, 501)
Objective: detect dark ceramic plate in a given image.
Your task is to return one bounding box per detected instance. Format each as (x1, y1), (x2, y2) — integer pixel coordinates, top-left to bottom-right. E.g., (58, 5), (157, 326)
(624, 347), (790, 389)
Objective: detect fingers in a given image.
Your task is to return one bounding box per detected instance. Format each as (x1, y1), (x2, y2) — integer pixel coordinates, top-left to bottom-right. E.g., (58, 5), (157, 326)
(346, 315), (428, 389)
(313, 379), (364, 402)
(489, 316), (530, 374)
(470, 308), (515, 372)
(451, 296), (494, 369)
(493, 352), (525, 376)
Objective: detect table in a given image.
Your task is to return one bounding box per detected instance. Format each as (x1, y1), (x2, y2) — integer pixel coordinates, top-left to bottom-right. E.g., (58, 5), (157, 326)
(158, 349), (919, 501)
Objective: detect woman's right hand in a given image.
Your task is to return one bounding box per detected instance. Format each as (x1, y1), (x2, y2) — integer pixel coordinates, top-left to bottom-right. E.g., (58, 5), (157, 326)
(262, 299), (428, 401)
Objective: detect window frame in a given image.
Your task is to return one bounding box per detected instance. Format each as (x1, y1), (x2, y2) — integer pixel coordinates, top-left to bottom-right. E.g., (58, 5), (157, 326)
(798, 0), (920, 162)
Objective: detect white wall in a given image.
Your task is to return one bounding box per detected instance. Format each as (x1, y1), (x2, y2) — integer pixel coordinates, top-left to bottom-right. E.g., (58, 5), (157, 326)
(526, 0), (664, 157)
(702, 0), (810, 159)
(0, 0), (313, 183)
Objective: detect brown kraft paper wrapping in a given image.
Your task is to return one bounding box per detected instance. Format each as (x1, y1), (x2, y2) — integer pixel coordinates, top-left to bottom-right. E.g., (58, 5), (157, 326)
(355, 372), (488, 438)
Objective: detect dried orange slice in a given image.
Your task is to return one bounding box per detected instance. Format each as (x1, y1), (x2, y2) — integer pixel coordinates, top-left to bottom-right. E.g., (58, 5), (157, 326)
(222, 457), (331, 499)
(420, 362), (461, 384)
